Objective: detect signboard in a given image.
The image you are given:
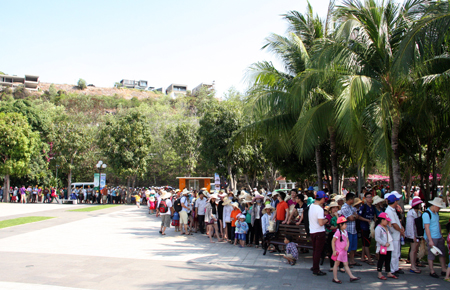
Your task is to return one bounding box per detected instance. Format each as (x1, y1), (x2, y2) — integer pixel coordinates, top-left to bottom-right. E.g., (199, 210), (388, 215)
(94, 173), (106, 190)
(214, 173), (220, 190)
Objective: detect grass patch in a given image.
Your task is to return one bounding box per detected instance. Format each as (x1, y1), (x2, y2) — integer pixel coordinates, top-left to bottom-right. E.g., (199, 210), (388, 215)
(68, 204), (120, 212)
(0, 216), (54, 229)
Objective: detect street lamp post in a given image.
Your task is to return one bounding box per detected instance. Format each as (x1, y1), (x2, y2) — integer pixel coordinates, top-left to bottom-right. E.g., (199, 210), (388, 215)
(96, 161), (107, 203)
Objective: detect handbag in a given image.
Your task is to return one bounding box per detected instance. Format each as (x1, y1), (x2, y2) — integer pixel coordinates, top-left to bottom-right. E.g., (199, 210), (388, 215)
(331, 253), (338, 261)
(268, 220), (276, 233)
(379, 245), (387, 255)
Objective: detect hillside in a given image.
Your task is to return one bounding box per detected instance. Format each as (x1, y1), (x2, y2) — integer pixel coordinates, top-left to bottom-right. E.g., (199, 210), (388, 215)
(38, 82), (161, 99)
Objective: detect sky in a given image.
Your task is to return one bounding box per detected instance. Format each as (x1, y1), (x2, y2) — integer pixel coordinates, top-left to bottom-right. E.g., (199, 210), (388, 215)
(1, 0), (330, 98)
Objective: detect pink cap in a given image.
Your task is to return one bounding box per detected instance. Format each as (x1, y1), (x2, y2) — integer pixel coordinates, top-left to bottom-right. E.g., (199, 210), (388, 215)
(411, 198), (423, 208)
(378, 212), (391, 222)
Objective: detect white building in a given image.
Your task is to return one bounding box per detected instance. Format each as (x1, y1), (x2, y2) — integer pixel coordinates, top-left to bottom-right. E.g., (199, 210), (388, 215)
(0, 74), (40, 91)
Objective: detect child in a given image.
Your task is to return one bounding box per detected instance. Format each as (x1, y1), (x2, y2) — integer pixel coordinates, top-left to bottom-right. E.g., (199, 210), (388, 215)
(444, 220), (450, 282)
(282, 234), (298, 266)
(135, 193), (141, 208)
(374, 212), (397, 280)
(148, 194), (156, 214)
(230, 202), (241, 245)
(172, 211), (180, 232)
(332, 216), (361, 284)
(235, 214), (249, 248)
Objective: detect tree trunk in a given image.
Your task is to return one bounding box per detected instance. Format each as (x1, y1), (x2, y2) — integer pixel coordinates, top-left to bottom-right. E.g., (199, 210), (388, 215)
(315, 146), (323, 190)
(67, 167), (72, 196)
(329, 127), (339, 194)
(3, 174), (10, 202)
(391, 115), (403, 207)
(244, 174), (252, 190)
(357, 164), (365, 196)
(227, 164), (235, 191)
(126, 177), (131, 204)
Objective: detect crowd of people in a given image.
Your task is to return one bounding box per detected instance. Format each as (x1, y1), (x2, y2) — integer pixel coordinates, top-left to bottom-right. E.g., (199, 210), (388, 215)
(142, 186), (450, 284)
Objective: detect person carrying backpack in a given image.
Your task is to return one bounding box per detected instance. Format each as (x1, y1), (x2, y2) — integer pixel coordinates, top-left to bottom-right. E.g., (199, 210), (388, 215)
(405, 198), (423, 273)
(157, 191), (173, 235)
(423, 197), (448, 278)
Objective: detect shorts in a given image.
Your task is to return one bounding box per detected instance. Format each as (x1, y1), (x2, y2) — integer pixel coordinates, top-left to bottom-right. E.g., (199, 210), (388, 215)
(361, 229), (371, 247)
(179, 211), (188, 225)
(286, 254), (297, 260)
(161, 214), (171, 228)
(348, 233), (358, 252)
(102, 195), (107, 203)
(427, 237), (446, 260)
(235, 233), (246, 241)
(172, 219), (179, 226)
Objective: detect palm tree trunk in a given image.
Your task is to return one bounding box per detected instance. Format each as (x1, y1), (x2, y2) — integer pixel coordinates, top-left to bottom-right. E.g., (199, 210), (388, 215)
(329, 127), (339, 194)
(315, 146), (323, 190)
(391, 115), (402, 193)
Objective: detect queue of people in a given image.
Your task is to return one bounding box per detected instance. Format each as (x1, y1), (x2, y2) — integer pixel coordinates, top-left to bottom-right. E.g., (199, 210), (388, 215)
(149, 186), (450, 284)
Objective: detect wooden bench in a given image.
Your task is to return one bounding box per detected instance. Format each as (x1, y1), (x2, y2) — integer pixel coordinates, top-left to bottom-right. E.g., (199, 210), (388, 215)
(263, 224), (312, 255)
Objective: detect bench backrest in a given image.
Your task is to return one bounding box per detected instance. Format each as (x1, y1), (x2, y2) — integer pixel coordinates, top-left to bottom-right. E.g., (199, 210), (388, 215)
(278, 224), (310, 242)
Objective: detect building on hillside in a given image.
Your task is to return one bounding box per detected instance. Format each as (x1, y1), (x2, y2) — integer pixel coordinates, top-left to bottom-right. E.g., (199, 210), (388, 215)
(118, 79), (148, 90)
(192, 82), (215, 96)
(166, 83), (187, 98)
(0, 74), (40, 91)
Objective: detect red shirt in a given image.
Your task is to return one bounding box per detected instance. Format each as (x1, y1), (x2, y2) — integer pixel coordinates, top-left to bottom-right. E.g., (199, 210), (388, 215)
(276, 201), (288, 221)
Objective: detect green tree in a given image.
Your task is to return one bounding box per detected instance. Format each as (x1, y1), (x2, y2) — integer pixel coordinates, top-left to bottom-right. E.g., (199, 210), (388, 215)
(0, 113), (40, 202)
(167, 122), (200, 177)
(77, 78), (87, 90)
(99, 111), (153, 194)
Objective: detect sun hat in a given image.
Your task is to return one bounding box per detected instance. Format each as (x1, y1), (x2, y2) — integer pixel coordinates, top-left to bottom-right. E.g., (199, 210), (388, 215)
(390, 191), (402, 199)
(252, 194), (264, 203)
(353, 198), (362, 206)
(181, 188), (190, 195)
(411, 198), (423, 208)
(372, 195), (383, 205)
(378, 212), (391, 222)
(335, 195), (345, 202)
(337, 216), (347, 224)
(209, 193), (219, 200)
(264, 204), (275, 212)
(428, 197), (446, 208)
(238, 214), (246, 219)
(308, 186), (314, 191)
(160, 191), (171, 199)
(241, 194), (253, 203)
(328, 202), (339, 208)
(222, 197), (231, 206)
(231, 202), (240, 208)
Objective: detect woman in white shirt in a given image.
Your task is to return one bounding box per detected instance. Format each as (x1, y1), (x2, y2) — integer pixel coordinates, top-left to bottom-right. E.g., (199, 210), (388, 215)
(405, 198), (423, 273)
(222, 198), (233, 242)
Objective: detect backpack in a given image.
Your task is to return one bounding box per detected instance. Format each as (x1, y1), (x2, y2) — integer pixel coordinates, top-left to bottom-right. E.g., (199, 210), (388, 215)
(159, 199), (168, 213)
(414, 210), (431, 238)
(173, 198), (183, 213)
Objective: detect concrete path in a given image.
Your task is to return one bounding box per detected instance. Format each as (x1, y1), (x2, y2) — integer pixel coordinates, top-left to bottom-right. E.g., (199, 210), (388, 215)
(0, 203), (448, 289)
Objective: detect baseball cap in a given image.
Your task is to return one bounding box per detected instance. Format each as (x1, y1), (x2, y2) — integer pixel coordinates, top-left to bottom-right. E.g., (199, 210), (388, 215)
(387, 194), (399, 203)
(378, 212), (391, 222)
(316, 191), (328, 199)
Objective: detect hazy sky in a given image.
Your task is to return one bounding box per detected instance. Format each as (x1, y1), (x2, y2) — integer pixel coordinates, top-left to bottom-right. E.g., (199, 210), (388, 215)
(2, 0), (330, 97)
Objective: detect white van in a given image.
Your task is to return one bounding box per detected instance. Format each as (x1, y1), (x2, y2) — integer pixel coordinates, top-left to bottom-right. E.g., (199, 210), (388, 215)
(71, 182), (95, 189)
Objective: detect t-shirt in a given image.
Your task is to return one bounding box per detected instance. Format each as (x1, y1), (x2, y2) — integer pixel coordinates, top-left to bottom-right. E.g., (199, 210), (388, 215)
(195, 197), (207, 215)
(385, 205), (402, 241)
(294, 203), (307, 223)
(308, 203), (325, 234)
(230, 209), (241, 227)
(180, 196), (189, 213)
(422, 209), (442, 240)
(358, 204), (375, 231)
(276, 201), (288, 221)
(135, 195), (140, 202)
(159, 199), (173, 216)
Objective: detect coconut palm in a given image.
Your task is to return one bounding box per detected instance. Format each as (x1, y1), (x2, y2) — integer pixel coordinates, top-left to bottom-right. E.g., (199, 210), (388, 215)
(314, 0), (450, 193)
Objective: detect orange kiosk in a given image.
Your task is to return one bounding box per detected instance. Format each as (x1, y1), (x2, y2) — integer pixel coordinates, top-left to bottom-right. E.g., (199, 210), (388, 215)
(176, 177), (213, 192)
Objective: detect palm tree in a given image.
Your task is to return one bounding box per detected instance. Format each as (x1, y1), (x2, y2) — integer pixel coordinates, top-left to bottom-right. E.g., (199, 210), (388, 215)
(315, 0), (450, 194)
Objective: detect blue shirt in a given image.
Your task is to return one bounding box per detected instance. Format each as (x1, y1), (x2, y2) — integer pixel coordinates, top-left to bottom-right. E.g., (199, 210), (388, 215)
(422, 209), (441, 240)
(358, 204), (375, 231)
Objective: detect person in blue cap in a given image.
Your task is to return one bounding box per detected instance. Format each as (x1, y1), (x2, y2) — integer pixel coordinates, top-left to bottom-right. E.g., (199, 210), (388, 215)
(307, 186), (315, 199)
(309, 190), (329, 276)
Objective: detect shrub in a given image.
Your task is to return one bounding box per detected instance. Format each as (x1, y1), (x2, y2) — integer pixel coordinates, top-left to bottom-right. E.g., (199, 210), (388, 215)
(77, 79), (87, 90)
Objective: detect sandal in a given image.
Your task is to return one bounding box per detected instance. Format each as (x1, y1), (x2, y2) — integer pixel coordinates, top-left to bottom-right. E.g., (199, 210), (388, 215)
(378, 276), (387, 280)
(409, 269), (421, 274)
(387, 275), (398, 279)
(332, 279), (342, 284)
(365, 261), (375, 265)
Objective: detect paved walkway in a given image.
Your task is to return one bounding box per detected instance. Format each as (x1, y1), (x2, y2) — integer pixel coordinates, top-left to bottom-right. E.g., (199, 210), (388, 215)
(0, 203), (448, 289)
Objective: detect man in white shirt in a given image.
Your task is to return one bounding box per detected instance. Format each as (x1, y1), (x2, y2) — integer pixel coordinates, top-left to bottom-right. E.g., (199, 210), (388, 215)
(195, 192), (207, 234)
(309, 191), (328, 276)
(385, 193), (404, 275)
(180, 189), (190, 235)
